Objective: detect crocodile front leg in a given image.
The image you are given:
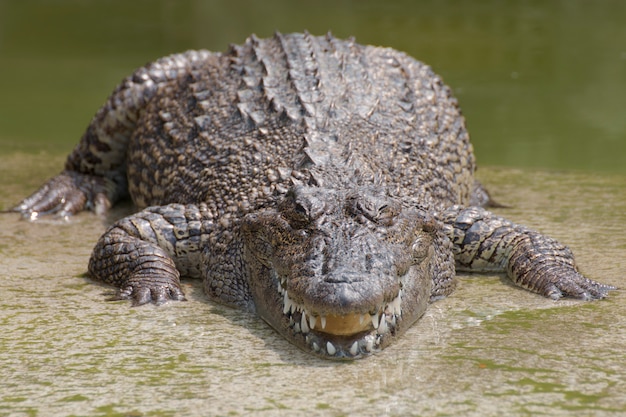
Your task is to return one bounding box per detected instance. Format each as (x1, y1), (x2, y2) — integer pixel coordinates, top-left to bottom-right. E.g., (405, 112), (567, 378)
(13, 171), (119, 219)
(13, 50), (213, 218)
(89, 203), (211, 305)
(441, 205), (616, 300)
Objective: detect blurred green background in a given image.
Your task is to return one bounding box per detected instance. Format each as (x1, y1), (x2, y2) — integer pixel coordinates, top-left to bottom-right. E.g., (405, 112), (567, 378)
(1, 0), (625, 173)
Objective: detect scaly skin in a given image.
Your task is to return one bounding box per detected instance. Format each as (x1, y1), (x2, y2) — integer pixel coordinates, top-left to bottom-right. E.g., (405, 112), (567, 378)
(14, 32), (615, 359)
(441, 206), (612, 300)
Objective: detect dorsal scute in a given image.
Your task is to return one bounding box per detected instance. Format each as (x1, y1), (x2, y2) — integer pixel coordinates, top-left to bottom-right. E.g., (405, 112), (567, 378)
(226, 33), (473, 206)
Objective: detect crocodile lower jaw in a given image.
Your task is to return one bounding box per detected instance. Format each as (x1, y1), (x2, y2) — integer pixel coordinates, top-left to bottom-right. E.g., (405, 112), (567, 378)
(277, 281), (404, 358)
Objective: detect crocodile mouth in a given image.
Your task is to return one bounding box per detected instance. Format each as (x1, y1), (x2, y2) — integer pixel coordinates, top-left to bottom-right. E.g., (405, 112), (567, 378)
(276, 277), (404, 358)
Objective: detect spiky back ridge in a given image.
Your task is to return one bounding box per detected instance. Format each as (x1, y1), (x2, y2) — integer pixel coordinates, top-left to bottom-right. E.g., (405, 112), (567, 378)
(95, 32), (475, 218)
(231, 32), (475, 206)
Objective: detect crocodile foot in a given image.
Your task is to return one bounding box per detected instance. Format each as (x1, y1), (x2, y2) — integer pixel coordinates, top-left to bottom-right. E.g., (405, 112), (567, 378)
(540, 267), (616, 301)
(509, 250), (617, 301)
(12, 171), (114, 219)
(109, 274), (188, 306)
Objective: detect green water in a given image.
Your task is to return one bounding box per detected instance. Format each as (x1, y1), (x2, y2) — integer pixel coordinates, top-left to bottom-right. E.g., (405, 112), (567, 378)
(1, 0), (625, 172)
(1, 1), (625, 416)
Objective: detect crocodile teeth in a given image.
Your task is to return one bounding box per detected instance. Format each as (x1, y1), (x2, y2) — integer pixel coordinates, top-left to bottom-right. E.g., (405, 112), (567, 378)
(378, 313), (388, 334)
(308, 315), (317, 330)
(320, 316), (327, 330)
(371, 312), (380, 329)
(392, 291), (403, 316)
(301, 311), (310, 334)
(283, 291), (292, 314)
(349, 341), (359, 356)
(384, 291), (403, 318)
(326, 341), (336, 355)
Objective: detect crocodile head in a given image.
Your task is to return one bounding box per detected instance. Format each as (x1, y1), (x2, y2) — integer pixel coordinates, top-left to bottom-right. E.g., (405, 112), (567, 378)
(241, 185), (438, 359)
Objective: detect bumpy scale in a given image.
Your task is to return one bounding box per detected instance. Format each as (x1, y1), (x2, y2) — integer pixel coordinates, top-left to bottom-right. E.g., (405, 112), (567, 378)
(13, 32), (615, 359)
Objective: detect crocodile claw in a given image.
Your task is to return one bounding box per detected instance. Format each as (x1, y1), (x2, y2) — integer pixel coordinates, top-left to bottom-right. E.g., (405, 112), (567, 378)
(112, 281), (187, 306)
(13, 171), (113, 218)
(542, 269), (616, 301)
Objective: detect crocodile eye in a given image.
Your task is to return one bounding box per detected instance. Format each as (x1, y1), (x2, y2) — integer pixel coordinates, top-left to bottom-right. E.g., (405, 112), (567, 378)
(348, 197), (399, 225)
(294, 202), (308, 216)
(375, 204), (397, 225)
(351, 199), (376, 222)
(282, 200), (311, 229)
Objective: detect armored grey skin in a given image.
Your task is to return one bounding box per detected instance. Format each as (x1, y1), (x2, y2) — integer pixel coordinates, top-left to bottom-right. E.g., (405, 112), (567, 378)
(14, 32), (614, 359)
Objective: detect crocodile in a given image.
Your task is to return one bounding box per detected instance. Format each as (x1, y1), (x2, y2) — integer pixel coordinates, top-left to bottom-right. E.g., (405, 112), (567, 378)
(13, 32), (615, 359)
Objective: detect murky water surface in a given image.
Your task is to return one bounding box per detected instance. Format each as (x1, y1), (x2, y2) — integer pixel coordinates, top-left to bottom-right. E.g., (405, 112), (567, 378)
(1, 1), (625, 416)
(1, 161), (625, 417)
(1, 0), (625, 173)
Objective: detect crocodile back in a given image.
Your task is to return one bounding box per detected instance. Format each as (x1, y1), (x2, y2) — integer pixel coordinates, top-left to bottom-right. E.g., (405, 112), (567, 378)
(126, 32), (476, 218)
